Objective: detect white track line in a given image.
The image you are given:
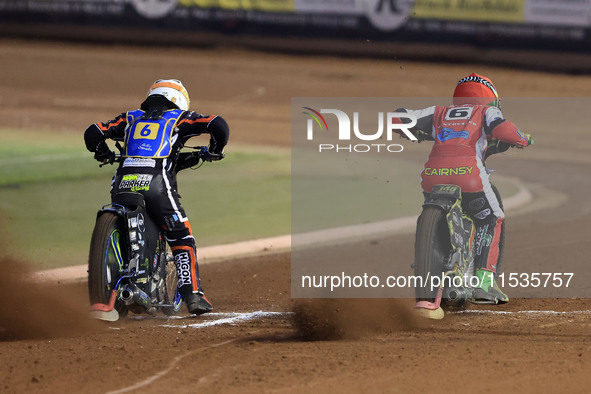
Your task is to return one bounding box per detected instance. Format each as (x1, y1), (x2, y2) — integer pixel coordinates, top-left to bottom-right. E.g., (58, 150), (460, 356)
(158, 311), (289, 329)
(452, 309), (591, 315)
(107, 312), (291, 331)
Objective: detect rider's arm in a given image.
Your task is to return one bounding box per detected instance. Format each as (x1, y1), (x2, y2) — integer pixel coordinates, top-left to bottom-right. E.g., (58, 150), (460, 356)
(177, 112), (230, 155)
(484, 107), (531, 148)
(84, 113), (127, 153)
(394, 106), (436, 141)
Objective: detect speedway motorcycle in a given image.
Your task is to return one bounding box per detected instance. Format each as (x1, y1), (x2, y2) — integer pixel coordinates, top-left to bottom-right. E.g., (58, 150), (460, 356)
(413, 138), (511, 319)
(88, 143), (212, 321)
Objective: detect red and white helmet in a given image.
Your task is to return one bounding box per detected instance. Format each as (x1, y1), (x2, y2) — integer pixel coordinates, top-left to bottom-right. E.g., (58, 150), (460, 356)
(453, 73), (500, 109)
(147, 79), (190, 111)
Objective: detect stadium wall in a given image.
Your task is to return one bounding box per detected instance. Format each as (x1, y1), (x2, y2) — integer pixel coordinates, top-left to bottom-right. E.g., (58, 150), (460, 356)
(1, 0), (591, 72)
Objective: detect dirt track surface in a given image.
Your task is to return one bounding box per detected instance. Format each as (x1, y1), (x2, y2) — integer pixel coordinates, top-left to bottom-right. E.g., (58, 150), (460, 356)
(1, 39), (591, 393)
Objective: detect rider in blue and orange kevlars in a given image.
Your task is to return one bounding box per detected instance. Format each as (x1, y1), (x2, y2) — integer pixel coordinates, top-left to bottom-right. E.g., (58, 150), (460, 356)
(84, 79), (229, 315)
(396, 73), (533, 304)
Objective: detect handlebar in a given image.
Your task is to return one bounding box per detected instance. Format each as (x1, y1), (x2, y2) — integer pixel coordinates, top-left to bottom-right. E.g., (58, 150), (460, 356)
(98, 141), (123, 167)
(99, 154), (120, 167)
(99, 144), (217, 168)
(183, 145), (214, 161)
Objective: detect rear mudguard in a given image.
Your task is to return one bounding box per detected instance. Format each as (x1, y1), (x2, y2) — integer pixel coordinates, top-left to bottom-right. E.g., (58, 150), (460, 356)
(97, 192), (160, 288)
(424, 185), (474, 273)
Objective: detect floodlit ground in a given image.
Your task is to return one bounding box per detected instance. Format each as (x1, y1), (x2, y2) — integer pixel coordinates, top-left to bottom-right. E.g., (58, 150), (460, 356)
(1, 39), (590, 393)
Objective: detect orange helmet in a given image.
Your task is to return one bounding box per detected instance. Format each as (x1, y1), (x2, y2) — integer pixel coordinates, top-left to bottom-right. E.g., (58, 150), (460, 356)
(453, 73), (500, 108)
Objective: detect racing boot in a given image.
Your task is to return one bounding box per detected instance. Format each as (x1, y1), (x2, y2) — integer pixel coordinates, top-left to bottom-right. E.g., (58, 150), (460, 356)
(472, 269), (509, 304)
(179, 285), (213, 315)
(172, 243), (213, 315)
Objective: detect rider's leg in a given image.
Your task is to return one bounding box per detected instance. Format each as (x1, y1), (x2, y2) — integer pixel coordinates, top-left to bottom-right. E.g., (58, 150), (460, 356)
(463, 191), (508, 303)
(166, 223), (213, 315)
(143, 173), (213, 315)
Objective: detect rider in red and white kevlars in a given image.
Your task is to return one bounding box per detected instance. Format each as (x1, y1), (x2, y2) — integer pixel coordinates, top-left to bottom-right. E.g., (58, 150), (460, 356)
(84, 79), (229, 315)
(397, 73), (533, 304)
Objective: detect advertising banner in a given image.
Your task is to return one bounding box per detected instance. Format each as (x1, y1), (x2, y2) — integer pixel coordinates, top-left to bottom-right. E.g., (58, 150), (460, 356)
(178, 0), (295, 12)
(0, 0), (590, 44)
(412, 0), (525, 23)
(524, 0), (591, 27)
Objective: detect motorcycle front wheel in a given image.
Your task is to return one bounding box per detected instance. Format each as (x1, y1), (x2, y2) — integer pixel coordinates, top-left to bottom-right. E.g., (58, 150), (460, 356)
(161, 243), (182, 316)
(88, 212), (124, 306)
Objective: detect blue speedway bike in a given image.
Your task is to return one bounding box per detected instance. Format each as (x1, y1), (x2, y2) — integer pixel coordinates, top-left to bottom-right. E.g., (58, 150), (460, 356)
(88, 143), (212, 321)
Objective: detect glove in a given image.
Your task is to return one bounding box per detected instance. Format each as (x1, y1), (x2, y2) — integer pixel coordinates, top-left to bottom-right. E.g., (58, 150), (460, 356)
(525, 133), (534, 146)
(514, 133), (533, 149)
(94, 141), (115, 163)
(95, 150), (116, 164)
(414, 129), (432, 143)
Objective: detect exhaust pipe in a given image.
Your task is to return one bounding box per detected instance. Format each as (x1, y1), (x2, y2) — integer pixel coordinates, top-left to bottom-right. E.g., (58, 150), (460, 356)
(443, 286), (469, 307)
(119, 286), (134, 305)
(119, 283), (151, 309)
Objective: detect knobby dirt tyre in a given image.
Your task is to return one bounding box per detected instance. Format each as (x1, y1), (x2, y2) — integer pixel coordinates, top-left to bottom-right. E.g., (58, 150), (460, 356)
(161, 244), (182, 316)
(490, 183), (505, 273)
(414, 206), (452, 302)
(88, 212), (123, 305)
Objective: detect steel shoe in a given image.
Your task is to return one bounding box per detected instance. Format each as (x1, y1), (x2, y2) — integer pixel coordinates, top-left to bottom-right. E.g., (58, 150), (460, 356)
(415, 306), (444, 320)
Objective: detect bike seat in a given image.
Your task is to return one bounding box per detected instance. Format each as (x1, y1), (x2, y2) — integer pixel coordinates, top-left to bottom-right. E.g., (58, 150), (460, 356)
(112, 192), (145, 209)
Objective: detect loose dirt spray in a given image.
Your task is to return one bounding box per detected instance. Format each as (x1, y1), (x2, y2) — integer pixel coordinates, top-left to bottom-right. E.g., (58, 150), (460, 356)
(0, 254), (100, 341)
(292, 298), (422, 340)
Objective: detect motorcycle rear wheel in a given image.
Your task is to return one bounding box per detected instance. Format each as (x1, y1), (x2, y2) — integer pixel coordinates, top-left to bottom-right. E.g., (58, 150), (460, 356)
(414, 206), (452, 303)
(490, 183), (505, 272)
(161, 243), (182, 316)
